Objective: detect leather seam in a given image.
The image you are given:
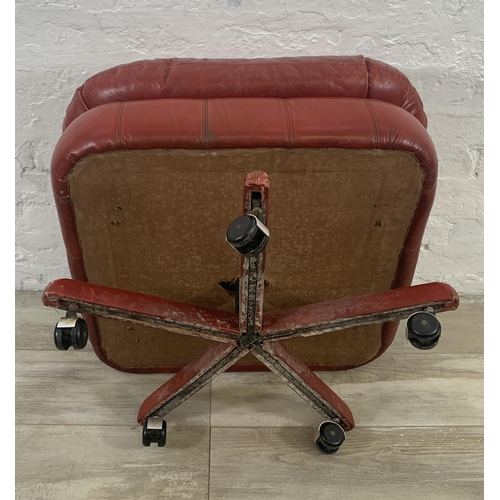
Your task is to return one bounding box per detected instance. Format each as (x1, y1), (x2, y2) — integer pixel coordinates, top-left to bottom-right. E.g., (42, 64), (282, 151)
(282, 99), (294, 146)
(365, 57), (371, 99)
(364, 100), (380, 148)
(78, 88), (90, 111)
(202, 99), (208, 148)
(115, 103), (124, 147)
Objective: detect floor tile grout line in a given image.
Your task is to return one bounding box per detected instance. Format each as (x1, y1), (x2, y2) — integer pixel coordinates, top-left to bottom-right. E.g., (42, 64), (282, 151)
(209, 381), (212, 428)
(15, 348), (95, 353)
(14, 347), (485, 358)
(15, 423), (484, 429)
(207, 426), (212, 500)
(208, 425), (485, 429)
(208, 380), (212, 499)
(15, 423), (211, 429)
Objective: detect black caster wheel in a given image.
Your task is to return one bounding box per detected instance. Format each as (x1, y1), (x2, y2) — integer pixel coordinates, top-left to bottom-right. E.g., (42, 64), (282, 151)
(53, 326), (71, 351)
(53, 317), (88, 350)
(70, 318), (88, 350)
(142, 418), (167, 447)
(315, 421), (346, 455)
(226, 214), (269, 256)
(406, 312), (441, 350)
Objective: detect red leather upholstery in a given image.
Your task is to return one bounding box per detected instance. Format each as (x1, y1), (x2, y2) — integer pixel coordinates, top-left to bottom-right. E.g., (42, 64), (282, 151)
(63, 56), (427, 130)
(53, 96), (436, 295)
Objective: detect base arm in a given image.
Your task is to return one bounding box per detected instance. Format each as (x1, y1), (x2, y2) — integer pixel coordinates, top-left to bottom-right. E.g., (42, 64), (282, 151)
(253, 341), (355, 431)
(137, 342), (248, 423)
(262, 282), (459, 341)
(42, 278), (240, 343)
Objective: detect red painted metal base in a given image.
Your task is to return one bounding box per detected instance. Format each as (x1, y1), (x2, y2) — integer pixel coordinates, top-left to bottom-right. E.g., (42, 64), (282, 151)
(42, 170), (459, 434)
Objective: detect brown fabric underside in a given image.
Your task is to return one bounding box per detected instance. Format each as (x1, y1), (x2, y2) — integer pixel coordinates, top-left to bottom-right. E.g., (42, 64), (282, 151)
(68, 148), (424, 370)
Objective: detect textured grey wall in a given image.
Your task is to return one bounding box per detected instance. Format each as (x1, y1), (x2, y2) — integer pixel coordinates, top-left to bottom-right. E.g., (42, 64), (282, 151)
(15, 0), (484, 294)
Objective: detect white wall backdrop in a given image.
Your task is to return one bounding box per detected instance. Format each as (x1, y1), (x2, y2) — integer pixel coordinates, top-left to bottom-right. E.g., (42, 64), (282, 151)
(15, 0), (484, 294)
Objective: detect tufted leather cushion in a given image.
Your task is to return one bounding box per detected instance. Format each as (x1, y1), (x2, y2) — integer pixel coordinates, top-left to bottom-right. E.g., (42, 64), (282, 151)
(63, 56), (427, 130)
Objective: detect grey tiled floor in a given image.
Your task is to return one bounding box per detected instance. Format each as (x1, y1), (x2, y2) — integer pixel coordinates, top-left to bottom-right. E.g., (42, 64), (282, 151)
(15, 291), (484, 499)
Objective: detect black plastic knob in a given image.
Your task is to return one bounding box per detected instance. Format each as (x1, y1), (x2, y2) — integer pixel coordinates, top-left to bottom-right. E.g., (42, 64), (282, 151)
(226, 214), (269, 256)
(406, 312), (441, 350)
